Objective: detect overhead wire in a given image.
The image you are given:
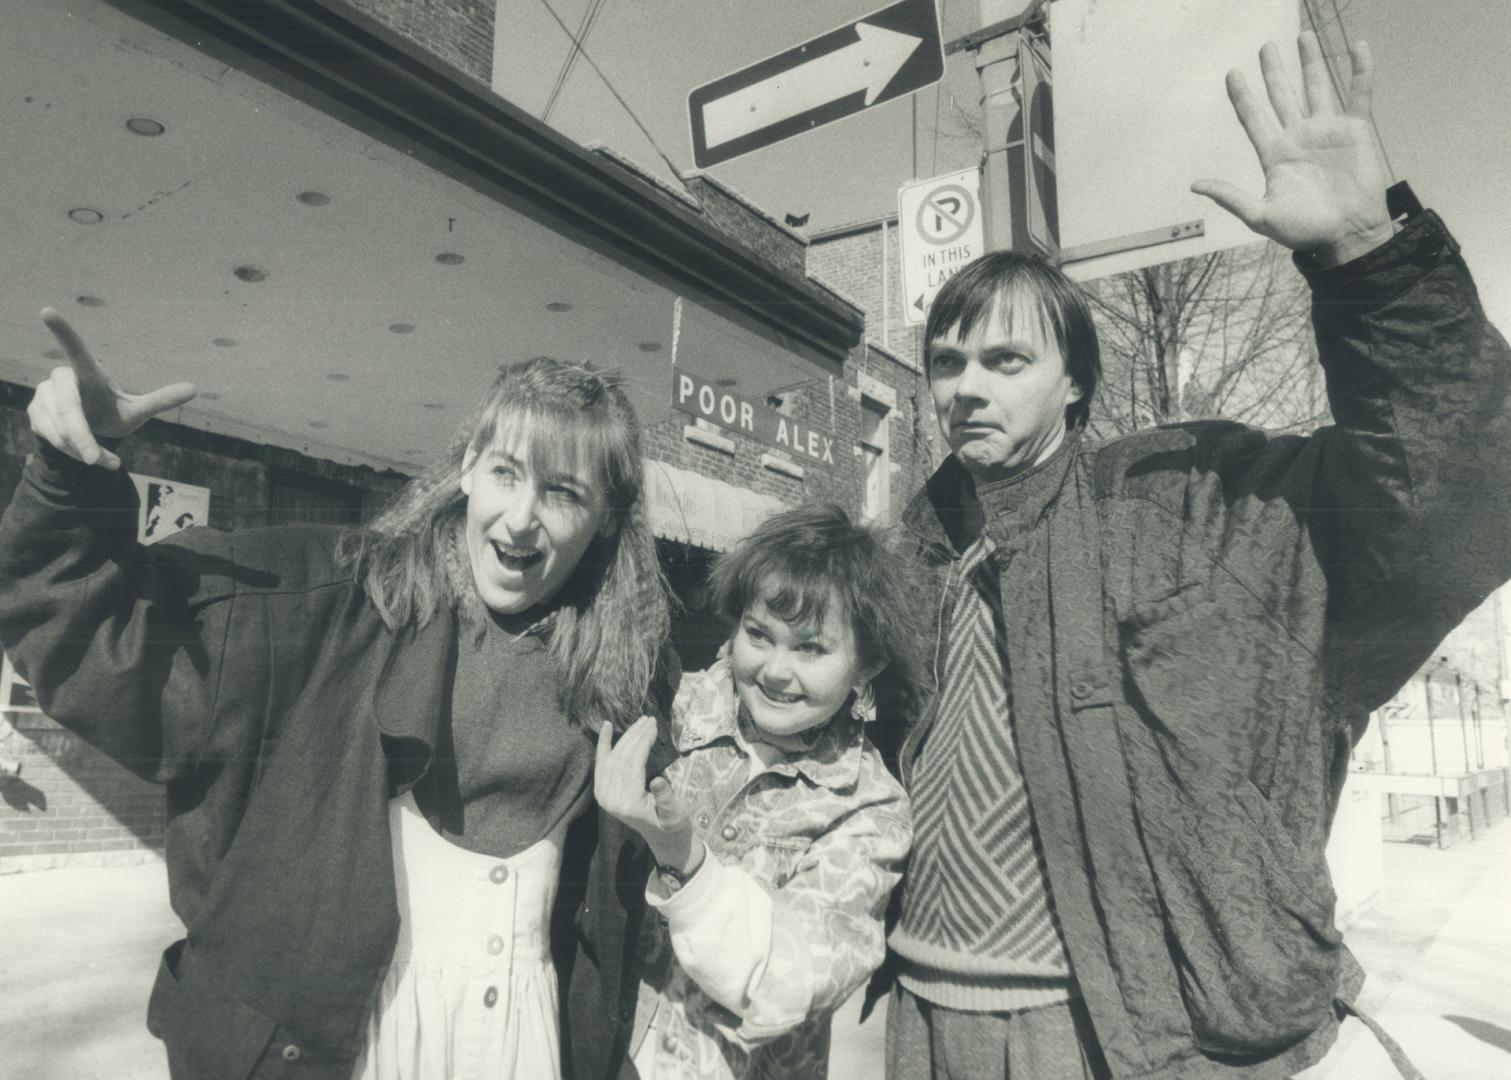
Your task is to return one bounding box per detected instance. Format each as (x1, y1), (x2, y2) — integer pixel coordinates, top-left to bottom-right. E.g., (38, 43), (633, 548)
(541, 0), (608, 123)
(533, 0), (687, 179)
(1302, 0), (1397, 181)
(1327, 0), (1396, 180)
(931, 84), (942, 174)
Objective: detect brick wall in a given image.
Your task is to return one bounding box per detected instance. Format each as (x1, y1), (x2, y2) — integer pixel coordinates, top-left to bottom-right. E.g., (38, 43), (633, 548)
(857, 342), (943, 517)
(0, 712), (164, 872)
(344, 0), (495, 82)
(808, 218), (924, 366)
(682, 175), (809, 282)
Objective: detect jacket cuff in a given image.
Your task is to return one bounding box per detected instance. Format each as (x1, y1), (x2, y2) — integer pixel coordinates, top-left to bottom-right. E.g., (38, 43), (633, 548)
(1297, 209), (1460, 311)
(646, 842), (718, 912)
(29, 436), (131, 504)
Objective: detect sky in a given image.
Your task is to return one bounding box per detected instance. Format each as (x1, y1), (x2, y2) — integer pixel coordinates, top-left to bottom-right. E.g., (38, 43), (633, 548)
(493, 0), (1511, 332)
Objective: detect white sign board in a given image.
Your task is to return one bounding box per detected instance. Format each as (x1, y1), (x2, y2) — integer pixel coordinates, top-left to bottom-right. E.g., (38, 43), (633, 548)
(1050, 0), (1300, 281)
(898, 167), (985, 326)
(130, 474), (211, 545)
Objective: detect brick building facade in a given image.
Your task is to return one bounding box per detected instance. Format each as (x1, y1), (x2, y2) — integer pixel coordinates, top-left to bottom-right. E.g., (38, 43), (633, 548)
(807, 214), (922, 367)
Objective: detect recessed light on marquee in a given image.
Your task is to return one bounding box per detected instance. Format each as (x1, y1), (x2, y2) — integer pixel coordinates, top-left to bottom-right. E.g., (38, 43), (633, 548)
(233, 265), (267, 283)
(435, 252), (465, 266)
(636, 342), (662, 353)
(125, 116), (165, 137)
(296, 191), (331, 207)
(76, 296), (106, 308)
(389, 323), (416, 335)
(545, 302), (573, 313)
(67, 208), (104, 225)
(212, 338), (238, 348)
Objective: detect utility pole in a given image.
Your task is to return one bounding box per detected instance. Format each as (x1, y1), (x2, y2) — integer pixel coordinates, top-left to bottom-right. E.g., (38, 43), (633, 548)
(975, 0), (1023, 251)
(955, 0), (1051, 253)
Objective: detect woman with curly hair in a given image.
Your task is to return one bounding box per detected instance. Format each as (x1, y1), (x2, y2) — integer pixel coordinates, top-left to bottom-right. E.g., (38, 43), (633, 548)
(596, 503), (927, 1079)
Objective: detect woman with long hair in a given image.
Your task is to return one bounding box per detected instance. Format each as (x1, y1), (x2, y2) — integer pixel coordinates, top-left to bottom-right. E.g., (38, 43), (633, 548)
(0, 314), (676, 1080)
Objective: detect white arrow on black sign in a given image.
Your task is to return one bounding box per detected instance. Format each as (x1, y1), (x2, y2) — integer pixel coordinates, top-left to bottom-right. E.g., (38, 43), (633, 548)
(689, 0), (943, 169)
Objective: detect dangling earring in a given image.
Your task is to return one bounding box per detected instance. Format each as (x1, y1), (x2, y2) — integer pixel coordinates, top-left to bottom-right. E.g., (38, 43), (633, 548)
(851, 682), (877, 724)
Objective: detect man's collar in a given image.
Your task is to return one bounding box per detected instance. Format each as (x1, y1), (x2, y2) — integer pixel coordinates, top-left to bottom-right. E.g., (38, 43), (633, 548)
(904, 431), (1082, 558)
(674, 660), (866, 791)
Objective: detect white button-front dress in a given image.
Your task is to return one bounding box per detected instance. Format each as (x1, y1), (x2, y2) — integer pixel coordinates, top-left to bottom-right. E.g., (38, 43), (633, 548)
(350, 790), (565, 1080)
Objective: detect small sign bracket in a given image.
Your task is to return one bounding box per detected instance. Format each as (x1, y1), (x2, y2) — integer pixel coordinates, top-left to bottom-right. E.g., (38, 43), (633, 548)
(1054, 219), (1206, 266)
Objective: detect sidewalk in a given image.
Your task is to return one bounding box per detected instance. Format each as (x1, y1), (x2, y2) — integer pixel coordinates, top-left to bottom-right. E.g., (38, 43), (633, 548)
(3, 822), (1509, 1079)
(1337, 818), (1511, 1077)
(0, 858), (177, 1080)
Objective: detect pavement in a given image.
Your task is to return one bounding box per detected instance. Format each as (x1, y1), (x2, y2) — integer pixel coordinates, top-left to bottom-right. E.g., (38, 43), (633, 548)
(3, 821), (1509, 1080)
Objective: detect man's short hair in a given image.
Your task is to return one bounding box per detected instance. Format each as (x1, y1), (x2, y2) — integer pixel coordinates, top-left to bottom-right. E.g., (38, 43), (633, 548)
(923, 251), (1102, 431)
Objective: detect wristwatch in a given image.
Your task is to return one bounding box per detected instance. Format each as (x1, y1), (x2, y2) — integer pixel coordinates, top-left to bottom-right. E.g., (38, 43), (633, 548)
(654, 858), (694, 891)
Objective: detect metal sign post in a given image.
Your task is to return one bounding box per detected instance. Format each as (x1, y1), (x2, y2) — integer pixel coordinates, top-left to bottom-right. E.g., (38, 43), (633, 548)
(688, 0), (944, 169)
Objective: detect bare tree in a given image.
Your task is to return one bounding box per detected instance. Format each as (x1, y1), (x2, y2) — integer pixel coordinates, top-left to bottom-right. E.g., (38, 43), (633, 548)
(1084, 241), (1326, 438)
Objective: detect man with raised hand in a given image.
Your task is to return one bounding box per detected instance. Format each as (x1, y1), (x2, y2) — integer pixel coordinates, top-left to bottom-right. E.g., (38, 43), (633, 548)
(877, 33), (1510, 1080)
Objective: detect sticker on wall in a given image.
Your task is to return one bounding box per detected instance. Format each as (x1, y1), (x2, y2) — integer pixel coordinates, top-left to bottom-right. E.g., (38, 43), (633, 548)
(129, 474), (211, 545)
(1, 653), (40, 714)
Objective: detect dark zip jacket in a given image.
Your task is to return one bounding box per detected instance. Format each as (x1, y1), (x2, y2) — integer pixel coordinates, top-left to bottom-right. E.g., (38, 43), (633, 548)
(880, 210), (1511, 1078)
(0, 454), (676, 1080)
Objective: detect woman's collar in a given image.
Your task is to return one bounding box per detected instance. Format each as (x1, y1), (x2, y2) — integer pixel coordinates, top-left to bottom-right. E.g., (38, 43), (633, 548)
(674, 660), (866, 791)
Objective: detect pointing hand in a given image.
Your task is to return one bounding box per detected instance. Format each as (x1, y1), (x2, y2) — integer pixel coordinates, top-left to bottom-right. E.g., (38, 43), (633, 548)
(27, 309), (197, 470)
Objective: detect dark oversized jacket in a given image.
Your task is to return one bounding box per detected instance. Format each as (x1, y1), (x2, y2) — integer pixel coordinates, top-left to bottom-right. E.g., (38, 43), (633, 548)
(0, 451), (676, 1080)
(887, 211), (1511, 1078)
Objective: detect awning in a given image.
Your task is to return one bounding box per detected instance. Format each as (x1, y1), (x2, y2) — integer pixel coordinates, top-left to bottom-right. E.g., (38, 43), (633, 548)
(644, 460), (785, 552)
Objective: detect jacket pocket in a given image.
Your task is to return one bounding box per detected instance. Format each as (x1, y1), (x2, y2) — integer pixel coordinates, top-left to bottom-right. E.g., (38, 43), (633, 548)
(1118, 596), (1341, 1057)
(740, 834), (810, 888)
(148, 939), (280, 1080)
(1140, 776), (1341, 1056)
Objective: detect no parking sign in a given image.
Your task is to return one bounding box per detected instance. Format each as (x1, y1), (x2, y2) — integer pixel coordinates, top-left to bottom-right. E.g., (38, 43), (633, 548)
(898, 167), (984, 326)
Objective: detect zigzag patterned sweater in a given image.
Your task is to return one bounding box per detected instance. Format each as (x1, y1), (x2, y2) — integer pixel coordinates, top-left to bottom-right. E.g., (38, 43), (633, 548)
(890, 450), (1078, 1013)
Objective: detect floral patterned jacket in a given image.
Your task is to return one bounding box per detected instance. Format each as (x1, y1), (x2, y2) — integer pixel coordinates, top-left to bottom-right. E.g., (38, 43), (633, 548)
(628, 660), (912, 1080)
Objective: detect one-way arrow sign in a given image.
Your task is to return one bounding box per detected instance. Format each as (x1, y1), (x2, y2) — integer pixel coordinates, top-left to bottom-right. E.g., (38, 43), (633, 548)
(689, 0), (944, 169)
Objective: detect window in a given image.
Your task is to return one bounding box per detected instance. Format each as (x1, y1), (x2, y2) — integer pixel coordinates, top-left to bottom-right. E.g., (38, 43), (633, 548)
(859, 397), (891, 521)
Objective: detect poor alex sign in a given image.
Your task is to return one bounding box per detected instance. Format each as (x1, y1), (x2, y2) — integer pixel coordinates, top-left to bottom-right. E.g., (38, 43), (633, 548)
(672, 366), (836, 467)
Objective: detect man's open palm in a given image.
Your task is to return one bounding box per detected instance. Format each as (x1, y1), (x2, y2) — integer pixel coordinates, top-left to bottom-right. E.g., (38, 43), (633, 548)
(1193, 34), (1392, 267)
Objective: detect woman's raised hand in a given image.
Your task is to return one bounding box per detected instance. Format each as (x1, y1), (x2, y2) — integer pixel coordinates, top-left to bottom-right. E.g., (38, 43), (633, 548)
(27, 309), (197, 470)
(594, 715), (700, 875)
